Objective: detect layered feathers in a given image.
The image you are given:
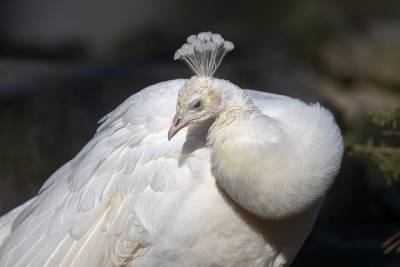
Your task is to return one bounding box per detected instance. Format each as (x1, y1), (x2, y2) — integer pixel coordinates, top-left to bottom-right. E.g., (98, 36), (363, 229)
(0, 78), (343, 266)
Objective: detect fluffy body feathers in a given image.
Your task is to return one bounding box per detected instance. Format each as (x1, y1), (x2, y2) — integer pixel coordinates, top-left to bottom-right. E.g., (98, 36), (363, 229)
(0, 78), (343, 266)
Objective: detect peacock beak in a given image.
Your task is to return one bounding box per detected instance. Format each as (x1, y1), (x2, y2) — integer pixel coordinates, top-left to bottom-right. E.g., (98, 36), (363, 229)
(168, 115), (187, 140)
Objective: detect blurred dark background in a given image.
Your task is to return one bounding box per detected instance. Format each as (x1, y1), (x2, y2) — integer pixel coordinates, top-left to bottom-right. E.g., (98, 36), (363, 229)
(0, 0), (399, 266)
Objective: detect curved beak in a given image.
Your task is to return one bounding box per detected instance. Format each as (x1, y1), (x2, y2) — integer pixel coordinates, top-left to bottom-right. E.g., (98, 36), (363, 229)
(168, 115), (187, 140)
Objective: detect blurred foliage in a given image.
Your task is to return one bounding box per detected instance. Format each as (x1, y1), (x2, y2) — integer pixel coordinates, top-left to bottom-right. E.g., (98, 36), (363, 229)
(346, 107), (400, 255)
(372, 107), (400, 136)
(346, 106), (400, 183)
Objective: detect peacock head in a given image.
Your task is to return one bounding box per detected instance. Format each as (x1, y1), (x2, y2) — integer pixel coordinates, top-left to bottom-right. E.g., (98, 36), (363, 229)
(168, 32), (235, 140)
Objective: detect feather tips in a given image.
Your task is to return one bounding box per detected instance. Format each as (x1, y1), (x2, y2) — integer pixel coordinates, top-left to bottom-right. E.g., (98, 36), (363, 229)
(174, 32), (234, 77)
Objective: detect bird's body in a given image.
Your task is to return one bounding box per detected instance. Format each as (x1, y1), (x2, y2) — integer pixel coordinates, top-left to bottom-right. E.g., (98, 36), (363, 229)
(0, 32), (343, 266)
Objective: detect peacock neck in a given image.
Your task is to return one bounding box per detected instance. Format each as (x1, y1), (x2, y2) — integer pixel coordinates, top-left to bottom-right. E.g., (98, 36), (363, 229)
(206, 90), (300, 219)
(207, 88), (260, 143)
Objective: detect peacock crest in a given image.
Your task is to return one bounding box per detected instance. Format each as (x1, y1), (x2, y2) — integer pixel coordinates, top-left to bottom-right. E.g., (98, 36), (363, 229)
(174, 32), (234, 77)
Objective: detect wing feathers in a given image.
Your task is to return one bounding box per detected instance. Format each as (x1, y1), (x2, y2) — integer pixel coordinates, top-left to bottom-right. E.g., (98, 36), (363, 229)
(0, 79), (195, 266)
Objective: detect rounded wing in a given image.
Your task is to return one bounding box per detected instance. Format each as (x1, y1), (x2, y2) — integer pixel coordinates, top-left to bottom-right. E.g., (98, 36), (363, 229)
(0, 79), (203, 266)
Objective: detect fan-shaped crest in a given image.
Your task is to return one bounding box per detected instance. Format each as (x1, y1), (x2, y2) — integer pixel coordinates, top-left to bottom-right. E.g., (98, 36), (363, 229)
(174, 31), (234, 77)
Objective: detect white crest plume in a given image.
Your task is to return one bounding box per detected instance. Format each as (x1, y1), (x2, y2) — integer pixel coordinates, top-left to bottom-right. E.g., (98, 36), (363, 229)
(174, 31), (234, 77)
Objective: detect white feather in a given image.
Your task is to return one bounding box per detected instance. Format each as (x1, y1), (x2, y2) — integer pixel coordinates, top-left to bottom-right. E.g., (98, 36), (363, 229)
(0, 75), (342, 267)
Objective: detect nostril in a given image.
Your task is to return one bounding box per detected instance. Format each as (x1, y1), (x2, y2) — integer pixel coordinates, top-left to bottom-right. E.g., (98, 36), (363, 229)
(174, 118), (181, 127)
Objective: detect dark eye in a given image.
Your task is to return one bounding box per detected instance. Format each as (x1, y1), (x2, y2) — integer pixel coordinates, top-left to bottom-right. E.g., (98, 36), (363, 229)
(192, 100), (202, 109)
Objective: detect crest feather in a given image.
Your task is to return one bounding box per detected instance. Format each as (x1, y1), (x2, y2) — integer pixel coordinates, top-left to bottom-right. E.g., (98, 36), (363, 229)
(174, 31), (234, 77)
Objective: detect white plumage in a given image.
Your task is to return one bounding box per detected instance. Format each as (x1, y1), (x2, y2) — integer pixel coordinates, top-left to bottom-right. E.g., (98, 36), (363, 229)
(0, 32), (343, 266)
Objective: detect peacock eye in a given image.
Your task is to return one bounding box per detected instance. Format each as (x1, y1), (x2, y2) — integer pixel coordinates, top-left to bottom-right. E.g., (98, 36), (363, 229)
(191, 99), (202, 109)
